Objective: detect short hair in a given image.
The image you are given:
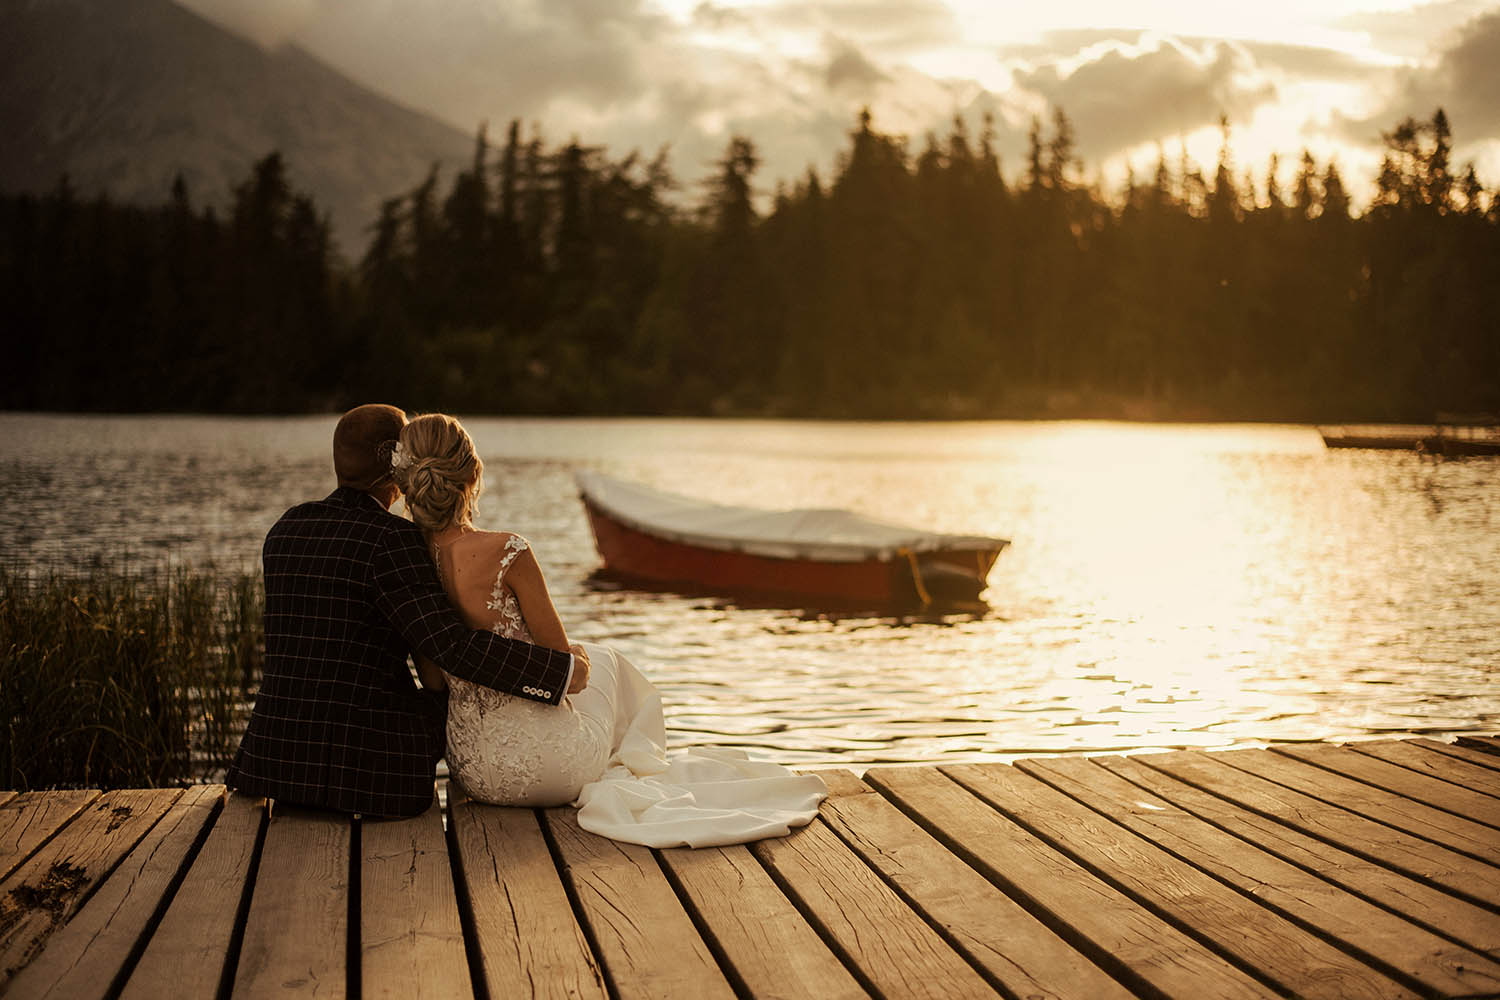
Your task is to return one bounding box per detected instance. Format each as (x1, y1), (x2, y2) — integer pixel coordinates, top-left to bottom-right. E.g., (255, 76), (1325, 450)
(333, 404), (407, 490)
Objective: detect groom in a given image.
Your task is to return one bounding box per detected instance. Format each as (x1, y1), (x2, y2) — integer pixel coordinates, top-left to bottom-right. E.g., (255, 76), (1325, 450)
(229, 403), (589, 817)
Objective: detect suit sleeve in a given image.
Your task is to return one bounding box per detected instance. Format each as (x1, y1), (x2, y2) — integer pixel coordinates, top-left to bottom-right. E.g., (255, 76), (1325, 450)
(370, 521), (572, 706)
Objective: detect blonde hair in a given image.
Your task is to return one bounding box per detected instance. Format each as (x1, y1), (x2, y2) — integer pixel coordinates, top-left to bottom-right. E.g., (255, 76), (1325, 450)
(391, 413), (483, 533)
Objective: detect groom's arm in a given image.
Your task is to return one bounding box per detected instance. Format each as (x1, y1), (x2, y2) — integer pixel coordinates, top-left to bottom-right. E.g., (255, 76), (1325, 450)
(371, 521), (573, 706)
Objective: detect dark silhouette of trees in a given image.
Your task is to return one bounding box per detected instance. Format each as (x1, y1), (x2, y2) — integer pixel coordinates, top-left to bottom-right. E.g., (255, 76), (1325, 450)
(1, 108), (1495, 421)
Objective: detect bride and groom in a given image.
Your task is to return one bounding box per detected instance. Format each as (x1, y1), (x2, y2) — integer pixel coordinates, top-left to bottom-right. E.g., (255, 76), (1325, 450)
(228, 404), (824, 847)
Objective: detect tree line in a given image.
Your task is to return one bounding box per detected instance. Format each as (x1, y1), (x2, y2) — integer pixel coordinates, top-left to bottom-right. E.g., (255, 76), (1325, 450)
(2, 108), (1495, 421)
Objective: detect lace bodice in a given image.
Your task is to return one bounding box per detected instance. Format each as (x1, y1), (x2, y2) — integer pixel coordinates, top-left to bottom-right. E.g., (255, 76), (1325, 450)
(439, 533), (601, 805)
(483, 533), (533, 642)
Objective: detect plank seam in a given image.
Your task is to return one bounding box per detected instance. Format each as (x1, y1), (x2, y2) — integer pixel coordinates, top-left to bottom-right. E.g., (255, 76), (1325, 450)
(443, 801), (493, 1000)
(536, 809), (620, 1000)
(1091, 757), (1500, 958)
(743, 831), (888, 1000)
(1312, 744), (1500, 812)
(1231, 750), (1500, 859)
(1014, 760), (1471, 999)
(1348, 744), (1500, 799)
(102, 787), (226, 1000)
(1132, 755), (1500, 916)
(214, 797), (268, 1000)
(809, 786), (1050, 1000)
(0, 791), (101, 884)
(860, 776), (1172, 1000)
(348, 815), (362, 1000)
(651, 850), (757, 1000)
(931, 767), (1309, 999)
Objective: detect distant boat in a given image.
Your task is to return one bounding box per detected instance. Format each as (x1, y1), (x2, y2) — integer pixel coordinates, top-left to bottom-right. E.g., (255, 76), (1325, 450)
(1320, 415), (1500, 456)
(576, 472), (1009, 607)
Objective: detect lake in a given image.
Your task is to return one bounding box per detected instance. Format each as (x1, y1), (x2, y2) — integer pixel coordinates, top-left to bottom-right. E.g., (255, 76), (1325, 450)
(4, 413), (1497, 765)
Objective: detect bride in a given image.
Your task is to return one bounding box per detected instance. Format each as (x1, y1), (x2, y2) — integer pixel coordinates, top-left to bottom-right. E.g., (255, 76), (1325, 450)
(389, 413), (826, 847)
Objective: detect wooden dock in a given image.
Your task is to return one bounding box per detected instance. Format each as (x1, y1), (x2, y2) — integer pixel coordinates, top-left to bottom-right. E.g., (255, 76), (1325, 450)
(3, 736), (1500, 998)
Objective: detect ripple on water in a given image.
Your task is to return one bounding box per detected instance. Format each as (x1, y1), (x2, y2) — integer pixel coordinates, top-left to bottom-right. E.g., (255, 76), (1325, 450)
(4, 414), (1499, 764)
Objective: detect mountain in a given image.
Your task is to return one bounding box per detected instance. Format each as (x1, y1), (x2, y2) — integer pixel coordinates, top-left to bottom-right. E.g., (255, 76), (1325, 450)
(0, 0), (476, 258)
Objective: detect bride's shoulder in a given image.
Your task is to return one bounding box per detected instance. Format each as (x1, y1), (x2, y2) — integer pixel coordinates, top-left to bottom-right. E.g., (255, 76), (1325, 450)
(474, 530), (533, 566)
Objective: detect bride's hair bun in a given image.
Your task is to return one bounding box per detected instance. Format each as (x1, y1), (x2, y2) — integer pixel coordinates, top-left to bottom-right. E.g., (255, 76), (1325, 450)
(392, 414), (483, 532)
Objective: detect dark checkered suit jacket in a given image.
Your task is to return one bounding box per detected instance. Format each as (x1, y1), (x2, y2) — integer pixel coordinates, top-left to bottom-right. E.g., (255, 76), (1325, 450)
(228, 487), (573, 817)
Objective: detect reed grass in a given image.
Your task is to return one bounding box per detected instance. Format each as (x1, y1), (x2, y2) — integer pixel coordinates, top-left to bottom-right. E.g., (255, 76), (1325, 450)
(0, 562), (263, 790)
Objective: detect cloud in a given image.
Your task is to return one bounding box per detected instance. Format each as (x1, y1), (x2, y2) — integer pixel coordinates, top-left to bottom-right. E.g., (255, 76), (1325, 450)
(1011, 36), (1278, 158)
(1332, 0), (1496, 59)
(1336, 9), (1500, 146)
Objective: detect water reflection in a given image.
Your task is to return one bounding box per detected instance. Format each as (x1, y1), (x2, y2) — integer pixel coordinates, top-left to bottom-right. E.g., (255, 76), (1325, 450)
(3, 414), (1498, 764)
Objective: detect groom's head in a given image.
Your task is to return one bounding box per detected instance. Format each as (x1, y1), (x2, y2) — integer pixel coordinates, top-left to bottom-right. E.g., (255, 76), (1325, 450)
(334, 404), (407, 496)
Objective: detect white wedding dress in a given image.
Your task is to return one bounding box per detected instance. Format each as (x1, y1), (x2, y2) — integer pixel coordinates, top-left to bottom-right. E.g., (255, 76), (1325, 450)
(442, 536), (827, 848)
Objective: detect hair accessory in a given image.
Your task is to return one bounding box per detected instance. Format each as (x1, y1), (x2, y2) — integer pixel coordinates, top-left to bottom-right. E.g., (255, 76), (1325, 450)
(388, 440), (412, 472)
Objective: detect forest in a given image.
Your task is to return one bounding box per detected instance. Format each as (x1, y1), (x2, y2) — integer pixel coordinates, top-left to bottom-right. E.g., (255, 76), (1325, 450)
(1, 108), (1495, 421)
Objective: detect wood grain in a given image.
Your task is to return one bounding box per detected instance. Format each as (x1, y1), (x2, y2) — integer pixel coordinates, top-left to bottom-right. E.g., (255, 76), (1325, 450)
(658, 838), (867, 1000)
(1139, 749), (1500, 908)
(543, 807), (732, 1000)
(6, 785), (222, 1000)
(1019, 755), (1500, 997)
(1223, 748), (1500, 863)
(232, 804), (350, 999)
(448, 797), (604, 1000)
(1096, 753), (1500, 959)
(1345, 739), (1500, 799)
(947, 761), (1415, 1000)
(0, 788), (182, 988)
(0, 790), (99, 883)
(361, 804), (472, 1000)
(866, 765), (1277, 1000)
(1409, 737), (1500, 775)
(811, 769), (1130, 1000)
(1455, 735), (1500, 755)
(120, 792), (265, 1000)
(1277, 743), (1500, 826)
(749, 792), (996, 999)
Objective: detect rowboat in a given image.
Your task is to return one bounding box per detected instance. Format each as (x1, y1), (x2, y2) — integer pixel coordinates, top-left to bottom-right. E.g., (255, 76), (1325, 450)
(576, 472), (1008, 607)
(1319, 417), (1500, 456)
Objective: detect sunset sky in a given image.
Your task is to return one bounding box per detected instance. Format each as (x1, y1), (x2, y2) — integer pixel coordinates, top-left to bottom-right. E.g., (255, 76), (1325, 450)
(179, 0), (1500, 205)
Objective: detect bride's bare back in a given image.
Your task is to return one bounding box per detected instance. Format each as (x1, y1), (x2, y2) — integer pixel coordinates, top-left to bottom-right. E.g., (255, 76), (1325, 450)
(418, 530), (570, 689)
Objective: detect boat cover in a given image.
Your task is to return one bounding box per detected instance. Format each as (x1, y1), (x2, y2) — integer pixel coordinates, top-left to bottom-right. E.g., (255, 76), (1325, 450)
(576, 471), (1006, 563)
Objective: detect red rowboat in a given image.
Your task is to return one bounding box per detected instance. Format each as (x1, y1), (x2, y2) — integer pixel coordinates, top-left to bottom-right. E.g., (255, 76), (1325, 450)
(576, 472), (1008, 606)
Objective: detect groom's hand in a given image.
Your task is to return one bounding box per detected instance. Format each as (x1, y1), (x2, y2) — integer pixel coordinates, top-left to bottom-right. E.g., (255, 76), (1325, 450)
(567, 643), (591, 694)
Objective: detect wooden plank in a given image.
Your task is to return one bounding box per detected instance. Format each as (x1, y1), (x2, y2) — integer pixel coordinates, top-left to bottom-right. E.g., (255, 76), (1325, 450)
(361, 804), (472, 1000)
(1019, 756), (1500, 997)
(946, 762), (1416, 1000)
(120, 792), (265, 1000)
(1412, 737), (1500, 775)
(658, 842), (867, 1000)
(864, 766), (1275, 1000)
(0, 788), (182, 988)
(1278, 743), (1500, 826)
(1353, 739), (1500, 798)
(449, 797), (604, 1000)
(6, 786), (223, 1000)
(809, 770), (1131, 1000)
(1096, 754), (1500, 960)
(1456, 735), (1500, 755)
(543, 807), (734, 1000)
(748, 789), (996, 1000)
(1223, 748), (1500, 862)
(1139, 750), (1500, 909)
(0, 791), (99, 883)
(233, 804), (350, 999)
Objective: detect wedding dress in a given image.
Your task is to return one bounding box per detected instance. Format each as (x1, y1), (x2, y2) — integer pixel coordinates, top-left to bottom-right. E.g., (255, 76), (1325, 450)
(442, 535), (827, 847)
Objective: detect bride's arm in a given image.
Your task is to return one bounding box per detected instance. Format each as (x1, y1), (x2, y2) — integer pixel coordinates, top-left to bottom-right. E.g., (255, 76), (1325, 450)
(502, 543), (571, 654)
